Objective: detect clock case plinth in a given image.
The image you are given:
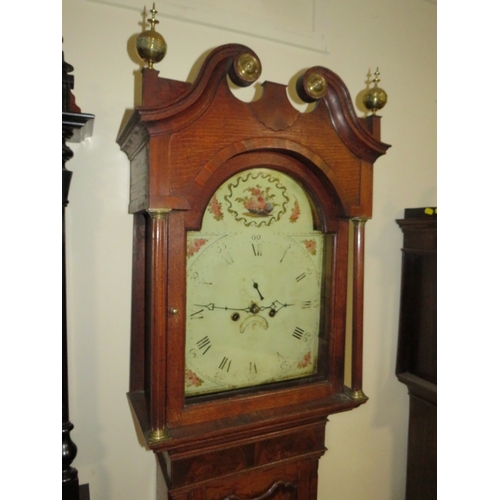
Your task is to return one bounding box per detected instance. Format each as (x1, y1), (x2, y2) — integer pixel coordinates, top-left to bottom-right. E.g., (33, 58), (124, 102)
(117, 44), (389, 499)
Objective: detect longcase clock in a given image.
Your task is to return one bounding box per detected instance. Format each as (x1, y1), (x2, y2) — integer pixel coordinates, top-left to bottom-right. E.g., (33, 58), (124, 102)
(117, 24), (389, 500)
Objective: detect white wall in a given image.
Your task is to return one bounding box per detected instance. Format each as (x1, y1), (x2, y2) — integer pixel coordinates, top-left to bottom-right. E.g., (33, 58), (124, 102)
(62, 0), (436, 498)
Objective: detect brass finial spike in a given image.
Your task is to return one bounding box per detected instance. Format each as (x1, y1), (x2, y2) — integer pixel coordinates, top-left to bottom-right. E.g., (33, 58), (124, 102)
(148, 3), (159, 30)
(362, 67), (387, 115)
(136, 3), (167, 69)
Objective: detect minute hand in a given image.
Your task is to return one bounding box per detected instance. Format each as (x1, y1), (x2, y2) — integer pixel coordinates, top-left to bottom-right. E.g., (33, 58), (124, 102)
(193, 302), (253, 313)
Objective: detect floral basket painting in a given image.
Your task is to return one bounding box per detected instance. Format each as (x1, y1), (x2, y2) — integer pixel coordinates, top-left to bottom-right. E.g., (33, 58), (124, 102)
(237, 186), (276, 217)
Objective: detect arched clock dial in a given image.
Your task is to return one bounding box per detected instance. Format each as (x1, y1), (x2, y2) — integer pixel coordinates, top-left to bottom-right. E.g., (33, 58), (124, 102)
(185, 168), (324, 397)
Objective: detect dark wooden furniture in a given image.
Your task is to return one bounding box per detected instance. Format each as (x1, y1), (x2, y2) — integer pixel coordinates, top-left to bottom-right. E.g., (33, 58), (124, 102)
(62, 48), (94, 500)
(117, 44), (389, 500)
(396, 208), (437, 500)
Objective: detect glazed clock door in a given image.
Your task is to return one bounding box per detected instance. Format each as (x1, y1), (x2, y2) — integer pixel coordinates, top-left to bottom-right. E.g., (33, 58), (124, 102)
(185, 168), (325, 397)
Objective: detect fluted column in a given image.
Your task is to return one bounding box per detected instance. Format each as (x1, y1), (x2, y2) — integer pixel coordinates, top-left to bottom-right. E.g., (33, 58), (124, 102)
(350, 217), (367, 400)
(147, 209), (170, 443)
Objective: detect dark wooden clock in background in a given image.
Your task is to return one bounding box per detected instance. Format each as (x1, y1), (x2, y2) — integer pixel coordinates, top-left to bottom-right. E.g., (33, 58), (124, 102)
(117, 12), (389, 498)
(63, 47), (94, 500)
(396, 208), (437, 500)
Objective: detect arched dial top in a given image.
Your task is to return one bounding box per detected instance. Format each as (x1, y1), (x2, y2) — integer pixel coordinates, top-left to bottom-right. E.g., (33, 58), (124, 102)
(185, 168), (324, 397)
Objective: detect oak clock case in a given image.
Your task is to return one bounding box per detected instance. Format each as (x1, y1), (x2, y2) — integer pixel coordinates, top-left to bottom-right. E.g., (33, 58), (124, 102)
(117, 41), (389, 500)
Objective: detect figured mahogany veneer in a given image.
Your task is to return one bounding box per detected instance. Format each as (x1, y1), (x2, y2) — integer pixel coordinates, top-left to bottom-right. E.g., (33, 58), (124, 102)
(117, 44), (389, 500)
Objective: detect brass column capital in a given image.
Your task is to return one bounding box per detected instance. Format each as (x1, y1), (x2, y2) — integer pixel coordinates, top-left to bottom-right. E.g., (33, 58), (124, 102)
(352, 217), (368, 225)
(147, 209), (171, 220)
(147, 428), (170, 444)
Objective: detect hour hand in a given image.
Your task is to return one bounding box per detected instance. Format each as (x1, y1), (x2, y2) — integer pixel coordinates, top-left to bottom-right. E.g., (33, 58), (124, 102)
(252, 280), (264, 300)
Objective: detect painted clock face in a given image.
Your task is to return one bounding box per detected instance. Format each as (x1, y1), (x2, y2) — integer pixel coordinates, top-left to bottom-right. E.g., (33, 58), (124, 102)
(185, 168), (324, 397)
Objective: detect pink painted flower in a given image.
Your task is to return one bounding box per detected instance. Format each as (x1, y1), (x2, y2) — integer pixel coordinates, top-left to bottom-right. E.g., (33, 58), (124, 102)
(208, 196), (223, 221)
(238, 185), (274, 216)
(289, 199), (300, 223)
(187, 238), (207, 257)
(245, 195), (268, 212)
(303, 239), (317, 255)
(185, 369), (203, 387)
(298, 352), (311, 368)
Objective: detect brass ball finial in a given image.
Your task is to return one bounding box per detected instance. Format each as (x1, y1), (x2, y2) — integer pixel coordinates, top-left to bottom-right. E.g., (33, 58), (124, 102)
(305, 72), (327, 99)
(363, 68), (387, 114)
(235, 53), (262, 84)
(136, 3), (167, 69)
